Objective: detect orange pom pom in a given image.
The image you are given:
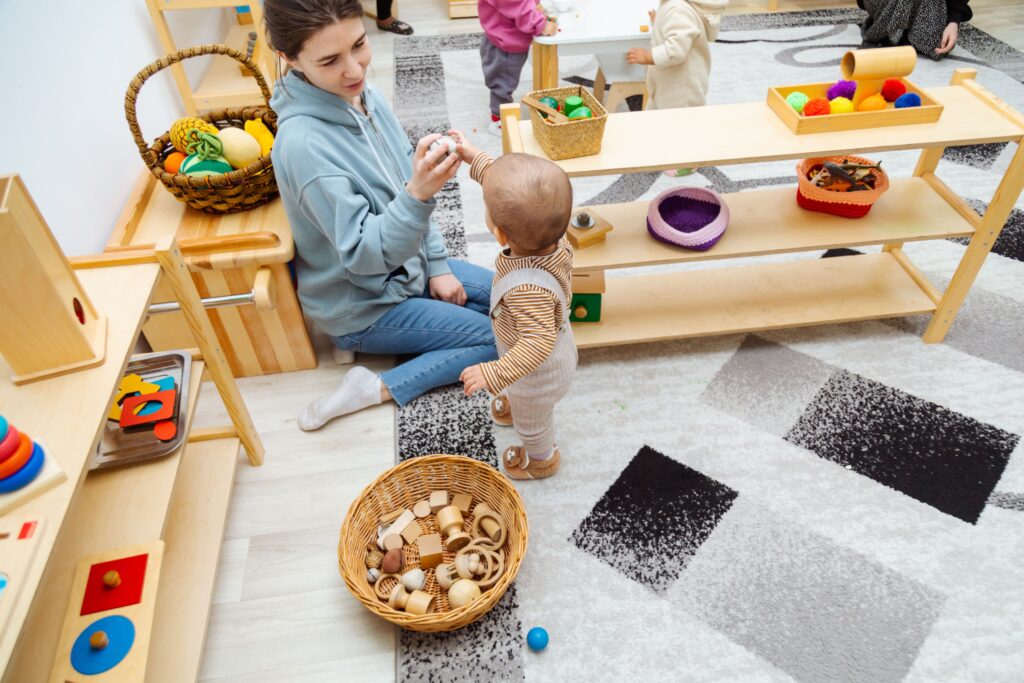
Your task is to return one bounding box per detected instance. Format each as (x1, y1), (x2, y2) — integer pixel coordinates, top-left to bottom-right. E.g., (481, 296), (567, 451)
(881, 79), (907, 102)
(803, 97), (831, 117)
(857, 94), (888, 112)
(163, 152), (186, 174)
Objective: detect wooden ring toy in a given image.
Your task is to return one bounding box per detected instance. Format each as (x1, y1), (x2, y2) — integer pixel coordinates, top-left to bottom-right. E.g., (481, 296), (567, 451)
(0, 442), (44, 493)
(456, 544), (504, 589)
(0, 432), (33, 479)
(0, 425), (23, 464)
(373, 573), (400, 601)
(471, 512), (507, 549)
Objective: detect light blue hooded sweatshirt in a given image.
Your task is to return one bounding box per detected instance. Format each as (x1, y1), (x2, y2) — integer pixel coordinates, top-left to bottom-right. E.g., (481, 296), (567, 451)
(270, 70), (450, 337)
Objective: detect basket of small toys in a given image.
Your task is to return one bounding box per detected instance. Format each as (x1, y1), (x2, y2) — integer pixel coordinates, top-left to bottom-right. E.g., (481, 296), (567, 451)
(125, 44), (278, 214)
(525, 85), (608, 160)
(646, 186), (729, 250)
(339, 454), (528, 632)
(796, 155), (890, 218)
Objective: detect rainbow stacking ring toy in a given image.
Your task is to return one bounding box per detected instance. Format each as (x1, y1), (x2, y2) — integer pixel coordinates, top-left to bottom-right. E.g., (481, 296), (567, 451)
(646, 186), (729, 250)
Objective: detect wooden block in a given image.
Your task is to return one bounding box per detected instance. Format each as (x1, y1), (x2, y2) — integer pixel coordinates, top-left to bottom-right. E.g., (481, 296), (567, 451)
(108, 374), (162, 422)
(413, 500), (431, 518)
(401, 520), (423, 544)
(567, 208), (613, 249)
(417, 533), (443, 570)
(382, 534), (403, 551)
(572, 270), (606, 294)
(0, 444), (66, 515)
(50, 542), (164, 682)
(380, 507), (405, 525)
(378, 509), (416, 549)
(0, 519), (46, 638)
(429, 490), (448, 513)
(452, 493), (473, 515)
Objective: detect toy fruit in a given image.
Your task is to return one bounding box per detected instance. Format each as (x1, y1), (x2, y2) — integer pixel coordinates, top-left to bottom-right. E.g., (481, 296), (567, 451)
(803, 97), (831, 117)
(527, 626), (549, 651)
(244, 118), (275, 156)
(568, 107), (592, 120)
(538, 96), (559, 118)
(881, 78), (907, 102)
(170, 117), (218, 153)
(830, 97), (854, 114)
(163, 152), (186, 174)
(894, 92), (922, 108)
(179, 154), (233, 177)
(563, 95), (584, 116)
(218, 126), (262, 169)
(857, 94), (887, 112)
(785, 91), (809, 114)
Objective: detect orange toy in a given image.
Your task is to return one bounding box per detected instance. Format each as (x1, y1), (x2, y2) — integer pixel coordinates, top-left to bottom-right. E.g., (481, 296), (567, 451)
(163, 152), (186, 174)
(803, 98), (831, 117)
(857, 94), (888, 112)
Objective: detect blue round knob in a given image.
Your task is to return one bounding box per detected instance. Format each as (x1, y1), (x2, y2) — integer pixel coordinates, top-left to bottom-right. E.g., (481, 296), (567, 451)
(526, 626), (548, 652)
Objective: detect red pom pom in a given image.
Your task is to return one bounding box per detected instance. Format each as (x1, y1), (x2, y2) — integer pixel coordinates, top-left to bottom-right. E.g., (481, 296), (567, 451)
(881, 79), (907, 102)
(803, 97), (831, 117)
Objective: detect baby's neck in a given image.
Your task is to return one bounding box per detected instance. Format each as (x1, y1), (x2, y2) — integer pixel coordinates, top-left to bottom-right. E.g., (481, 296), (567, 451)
(507, 242), (558, 258)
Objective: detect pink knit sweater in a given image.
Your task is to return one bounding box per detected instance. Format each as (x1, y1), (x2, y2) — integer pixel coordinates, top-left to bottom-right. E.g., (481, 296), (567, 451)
(478, 0), (548, 53)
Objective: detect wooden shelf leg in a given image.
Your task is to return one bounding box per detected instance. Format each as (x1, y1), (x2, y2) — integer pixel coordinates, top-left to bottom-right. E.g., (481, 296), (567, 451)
(154, 237), (265, 465)
(922, 140), (1024, 343)
(500, 103), (523, 155)
(532, 42), (558, 91)
(144, 0), (197, 116)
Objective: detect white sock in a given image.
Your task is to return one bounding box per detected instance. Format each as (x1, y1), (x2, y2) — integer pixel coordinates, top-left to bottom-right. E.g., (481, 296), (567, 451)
(527, 447), (554, 461)
(298, 366), (383, 431)
(332, 347), (356, 365)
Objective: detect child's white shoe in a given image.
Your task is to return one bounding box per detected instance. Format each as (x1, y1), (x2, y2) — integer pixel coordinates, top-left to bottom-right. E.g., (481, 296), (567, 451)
(488, 119), (502, 137)
(332, 347), (356, 365)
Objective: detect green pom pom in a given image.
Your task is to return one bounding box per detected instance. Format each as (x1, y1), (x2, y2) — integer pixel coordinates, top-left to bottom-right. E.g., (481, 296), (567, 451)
(786, 91), (810, 114)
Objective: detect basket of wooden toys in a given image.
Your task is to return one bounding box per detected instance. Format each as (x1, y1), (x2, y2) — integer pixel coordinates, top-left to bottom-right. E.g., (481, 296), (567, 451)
(524, 85), (608, 160)
(796, 155), (890, 218)
(767, 46), (943, 134)
(339, 454), (528, 632)
(125, 44), (278, 214)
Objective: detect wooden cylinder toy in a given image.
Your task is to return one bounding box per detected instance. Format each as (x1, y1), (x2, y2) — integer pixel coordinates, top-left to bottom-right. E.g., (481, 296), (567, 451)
(472, 503), (504, 544)
(436, 505), (471, 552)
(0, 175), (107, 384)
(840, 46), (916, 81)
(102, 570), (121, 588)
(89, 631), (109, 650)
(389, 584), (435, 615)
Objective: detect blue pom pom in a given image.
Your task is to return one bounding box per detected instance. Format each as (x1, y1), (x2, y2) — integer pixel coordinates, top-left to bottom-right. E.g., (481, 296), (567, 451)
(527, 627), (549, 652)
(894, 93), (922, 108)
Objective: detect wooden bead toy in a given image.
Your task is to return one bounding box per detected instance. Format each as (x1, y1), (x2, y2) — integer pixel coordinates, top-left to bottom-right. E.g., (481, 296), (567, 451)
(471, 502), (507, 547)
(102, 570), (121, 589)
(452, 493), (472, 514)
(413, 500), (431, 518)
(436, 505), (471, 552)
(89, 630), (109, 650)
(435, 563), (458, 590)
(367, 567), (381, 583)
(364, 544), (384, 569)
(382, 548), (403, 574)
(401, 519), (423, 544)
(416, 533), (444, 569)
(374, 573), (400, 600)
(378, 509), (416, 549)
(429, 490), (448, 513)
(401, 568), (426, 592)
(389, 585), (436, 615)
(447, 579), (481, 609)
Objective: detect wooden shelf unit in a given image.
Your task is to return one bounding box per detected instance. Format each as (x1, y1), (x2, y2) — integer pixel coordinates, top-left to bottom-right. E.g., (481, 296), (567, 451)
(502, 68), (1024, 346)
(0, 239), (264, 682)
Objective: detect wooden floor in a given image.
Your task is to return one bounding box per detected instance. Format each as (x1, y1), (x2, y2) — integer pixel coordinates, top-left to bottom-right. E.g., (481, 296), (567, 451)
(197, 1), (1024, 680)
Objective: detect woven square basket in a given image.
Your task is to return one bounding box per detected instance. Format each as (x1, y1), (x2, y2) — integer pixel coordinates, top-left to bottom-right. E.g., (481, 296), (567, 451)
(338, 454), (528, 632)
(526, 85), (608, 160)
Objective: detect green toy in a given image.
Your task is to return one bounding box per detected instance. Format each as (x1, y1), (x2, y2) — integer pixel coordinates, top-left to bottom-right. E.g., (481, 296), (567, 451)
(563, 95), (585, 116)
(569, 293), (601, 323)
(538, 96), (559, 118)
(568, 107), (593, 120)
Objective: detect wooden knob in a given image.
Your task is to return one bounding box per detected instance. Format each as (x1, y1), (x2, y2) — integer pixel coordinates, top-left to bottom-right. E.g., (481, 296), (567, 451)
(574, 305), (588, 319)
(89, 631), (109, 650)
(102, 571), (121, 588)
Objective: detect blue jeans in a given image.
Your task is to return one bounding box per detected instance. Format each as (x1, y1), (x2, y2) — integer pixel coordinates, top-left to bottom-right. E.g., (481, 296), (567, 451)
(332, 259), (498, 407)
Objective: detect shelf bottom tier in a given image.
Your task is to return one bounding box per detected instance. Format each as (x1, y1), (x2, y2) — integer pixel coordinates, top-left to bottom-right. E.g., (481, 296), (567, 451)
(572, 252), (937, 349)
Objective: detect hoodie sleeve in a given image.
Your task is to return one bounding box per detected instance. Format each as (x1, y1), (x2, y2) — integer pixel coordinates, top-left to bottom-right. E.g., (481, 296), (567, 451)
(298, 173), (436, 276)
(492, 0), (548, 36)
(651, 4), (703, 69)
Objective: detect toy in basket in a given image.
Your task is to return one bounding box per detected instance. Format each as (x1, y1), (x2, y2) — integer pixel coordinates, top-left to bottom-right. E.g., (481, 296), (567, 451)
(524, 85), (608, 160)
(795, 155), (890, 218)
(339, 454), (527, 632)
(767, 46), (943, 134)
(124, 44), (278, 214)
(647, 186), (729, 250)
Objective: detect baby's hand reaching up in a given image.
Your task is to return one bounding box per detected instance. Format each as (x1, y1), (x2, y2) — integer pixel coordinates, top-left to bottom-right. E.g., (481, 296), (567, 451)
(460, 364), (487, 396)
(448, 129), (482, 164)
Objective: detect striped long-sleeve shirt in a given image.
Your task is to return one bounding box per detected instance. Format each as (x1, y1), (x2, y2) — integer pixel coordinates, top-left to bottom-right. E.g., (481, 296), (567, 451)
(470, 153), (573, 395)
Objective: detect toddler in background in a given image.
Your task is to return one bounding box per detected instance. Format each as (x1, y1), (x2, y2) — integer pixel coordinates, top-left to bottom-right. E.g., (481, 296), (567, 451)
(478, 0), (557, 135)
(454, 137), (576, 480)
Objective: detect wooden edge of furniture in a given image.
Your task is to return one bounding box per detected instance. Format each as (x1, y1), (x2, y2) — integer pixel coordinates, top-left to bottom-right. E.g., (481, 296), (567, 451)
(448, 0), (478, 19)
(500, 103), (523, 156)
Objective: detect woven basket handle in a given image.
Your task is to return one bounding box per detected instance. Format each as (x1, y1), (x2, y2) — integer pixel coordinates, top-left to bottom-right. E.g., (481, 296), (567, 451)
(125, 43), (273, 166)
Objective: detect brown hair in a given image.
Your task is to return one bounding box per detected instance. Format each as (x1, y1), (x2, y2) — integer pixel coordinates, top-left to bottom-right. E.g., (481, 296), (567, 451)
(263, 0), (364, 59)
(483, 154), (573, 253)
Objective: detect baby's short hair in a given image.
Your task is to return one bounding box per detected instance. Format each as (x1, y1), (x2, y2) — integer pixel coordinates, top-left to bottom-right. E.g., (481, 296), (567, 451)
(482, 153), (573, 252)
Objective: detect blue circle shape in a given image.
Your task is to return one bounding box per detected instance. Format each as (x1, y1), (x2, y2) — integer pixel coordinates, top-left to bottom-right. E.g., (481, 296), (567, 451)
(527, 626), (549, 652)
(71, 615), (135, 675)
(0, 416), (8, 441)
(0, 442), (44, 493)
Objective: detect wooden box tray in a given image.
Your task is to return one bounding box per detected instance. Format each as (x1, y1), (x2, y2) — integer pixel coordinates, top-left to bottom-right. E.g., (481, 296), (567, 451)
(767, 77), (943, 134)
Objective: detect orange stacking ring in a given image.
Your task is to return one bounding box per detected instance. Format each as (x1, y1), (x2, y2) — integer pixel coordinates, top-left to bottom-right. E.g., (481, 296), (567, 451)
(0, 424), (21, 463)
(0, 433), (33, 479)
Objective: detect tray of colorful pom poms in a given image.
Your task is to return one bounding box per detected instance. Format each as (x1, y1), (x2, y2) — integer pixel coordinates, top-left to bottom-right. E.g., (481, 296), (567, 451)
(766, 46), (943, 134)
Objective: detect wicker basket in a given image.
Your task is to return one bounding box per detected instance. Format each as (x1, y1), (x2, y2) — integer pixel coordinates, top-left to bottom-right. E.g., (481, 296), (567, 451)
(125, 44), (278, 214)
(339, 454), (528, 632)
(795, 155), (889, 218)
(526, 85), (608, 160)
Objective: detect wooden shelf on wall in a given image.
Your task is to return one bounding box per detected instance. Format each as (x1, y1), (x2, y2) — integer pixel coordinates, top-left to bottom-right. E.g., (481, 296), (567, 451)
(193, 23), (271, 111)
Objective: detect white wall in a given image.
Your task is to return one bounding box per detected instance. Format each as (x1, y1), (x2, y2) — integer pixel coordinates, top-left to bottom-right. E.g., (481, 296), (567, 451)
(0, 1), (234, 256)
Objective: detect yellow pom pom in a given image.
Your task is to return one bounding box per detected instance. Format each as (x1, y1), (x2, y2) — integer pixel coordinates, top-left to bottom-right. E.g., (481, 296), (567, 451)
(170, 117), (218, 153)
(857, 94), (888, 112)
(830, 97), (854, 114)
(245, 119), (275, 157)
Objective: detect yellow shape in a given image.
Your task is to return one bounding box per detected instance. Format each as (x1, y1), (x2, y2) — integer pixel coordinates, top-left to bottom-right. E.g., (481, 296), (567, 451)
(245, 119), (275, 157)
(108, 373), (161, 421)
(830, 97), (854, 114)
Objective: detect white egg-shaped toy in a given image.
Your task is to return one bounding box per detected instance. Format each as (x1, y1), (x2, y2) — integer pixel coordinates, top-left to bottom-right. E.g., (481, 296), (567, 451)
(401, 568), (426, 592)
(447, 579), (481, 609)
(218, 126), (263, 169)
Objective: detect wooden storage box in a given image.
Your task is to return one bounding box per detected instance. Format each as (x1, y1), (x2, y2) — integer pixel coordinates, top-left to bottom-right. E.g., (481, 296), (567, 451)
(526, 85), (608, 160)
(767, 77), (943, 134)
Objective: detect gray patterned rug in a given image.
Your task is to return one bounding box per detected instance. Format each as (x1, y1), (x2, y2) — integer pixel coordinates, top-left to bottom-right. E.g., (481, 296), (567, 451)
(391, 9), (1024, 682)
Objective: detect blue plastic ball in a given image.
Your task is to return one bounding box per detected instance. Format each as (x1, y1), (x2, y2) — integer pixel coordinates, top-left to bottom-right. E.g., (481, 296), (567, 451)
(894, 92), (922, 109)
(527, 627), (549, 651)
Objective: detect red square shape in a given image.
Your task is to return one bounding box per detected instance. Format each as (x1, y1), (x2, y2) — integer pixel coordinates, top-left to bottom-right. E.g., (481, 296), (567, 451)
(119, 389), (176, 428)
(80, 553), (149, 616)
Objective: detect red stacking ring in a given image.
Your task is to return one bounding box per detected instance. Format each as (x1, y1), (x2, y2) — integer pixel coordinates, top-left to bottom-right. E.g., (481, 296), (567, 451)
(0, 432), (33, 479)
(0, 425), (23, 464)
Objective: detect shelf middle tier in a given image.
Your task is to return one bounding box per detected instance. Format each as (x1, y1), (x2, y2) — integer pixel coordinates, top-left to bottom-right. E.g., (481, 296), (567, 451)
(573, 177), (973, 272)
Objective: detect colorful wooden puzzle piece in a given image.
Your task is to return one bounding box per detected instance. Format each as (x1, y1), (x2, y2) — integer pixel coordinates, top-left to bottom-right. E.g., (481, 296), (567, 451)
(118, 389), (177, 428)
(80, 553), (149, 616)
(0, 519), (46, 638)
(70, 614), (136, 675)
(137, 376), (176, 416)
(108, 374), (161, 422)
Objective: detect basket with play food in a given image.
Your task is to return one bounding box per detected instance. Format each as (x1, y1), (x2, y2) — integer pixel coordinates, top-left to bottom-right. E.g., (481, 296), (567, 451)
(524, 85), (608, 160)
(339, 454), (528, 632)
(125, 44), (278, 214)
(796, 155), (890, 218)
(766, 46), (943, 134)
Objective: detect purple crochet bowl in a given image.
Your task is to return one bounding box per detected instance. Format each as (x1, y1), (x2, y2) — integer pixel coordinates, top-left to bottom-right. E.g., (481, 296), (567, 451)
(646, 186), (729, 251)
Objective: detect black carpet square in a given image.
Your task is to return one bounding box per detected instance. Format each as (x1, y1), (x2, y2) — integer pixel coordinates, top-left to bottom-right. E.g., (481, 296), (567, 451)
(570, 446), (738, 593)
(786, 370), (1019, 524)
(949, 200), (1024, 263)
(942, 142), (1009, 170)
